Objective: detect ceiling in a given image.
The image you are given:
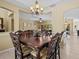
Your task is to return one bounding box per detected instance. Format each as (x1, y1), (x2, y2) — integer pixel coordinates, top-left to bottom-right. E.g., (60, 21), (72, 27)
(2, 0), (75, 20)
(2, 0), (74, 8)
(0, 8), (12, 17)
(19, 11), (54, 20)
(64, 8), (79, 20)
(3, 0), (61, 8)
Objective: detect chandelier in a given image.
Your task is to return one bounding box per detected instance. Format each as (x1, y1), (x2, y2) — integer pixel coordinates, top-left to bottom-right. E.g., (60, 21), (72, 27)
(30, 0), (43, 15)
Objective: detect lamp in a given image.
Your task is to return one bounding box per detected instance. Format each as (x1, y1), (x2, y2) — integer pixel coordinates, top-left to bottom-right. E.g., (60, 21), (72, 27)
(30, 0), (43, 15)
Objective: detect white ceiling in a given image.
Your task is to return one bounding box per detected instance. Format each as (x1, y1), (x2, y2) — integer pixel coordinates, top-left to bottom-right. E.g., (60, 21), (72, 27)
(2, 0), (76, 20)
(0, 8), (12, 17)
(2, 0), (74, 8)
(3, 0), (60, 8)
(64, 8), (79, 19)
(19, 11), (53, 20)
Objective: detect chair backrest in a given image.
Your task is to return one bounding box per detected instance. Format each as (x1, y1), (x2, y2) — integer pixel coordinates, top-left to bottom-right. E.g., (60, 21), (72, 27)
(57, 32), (64, 43)
(47, 30), (52, 36)
(52, 32), (62, 43)
(47, 36), (58, 59)
(10, 32), (23, 59)
(47, 32), (63, 59)
(61, 31), (65, 36)
(24, 30), (33, 38)
(15, 30), (23, 35)
(51, 32), (59, 40)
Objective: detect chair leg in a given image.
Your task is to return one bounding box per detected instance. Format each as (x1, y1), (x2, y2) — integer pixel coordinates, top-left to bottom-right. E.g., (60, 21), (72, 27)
(15, 50), (17, 59)
(56, 43), (60, 59)
(58, 47), (60, 59)
(55, 47), (57, 59)
(15, 50), (23, 59)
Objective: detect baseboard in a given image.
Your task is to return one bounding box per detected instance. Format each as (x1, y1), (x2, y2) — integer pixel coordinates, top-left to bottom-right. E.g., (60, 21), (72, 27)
(0, 47), (14, 54)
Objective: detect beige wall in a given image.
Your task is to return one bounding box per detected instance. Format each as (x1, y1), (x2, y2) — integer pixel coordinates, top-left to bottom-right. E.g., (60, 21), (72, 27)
(19, 19), (37, 30)
(0, 32), (13, 51)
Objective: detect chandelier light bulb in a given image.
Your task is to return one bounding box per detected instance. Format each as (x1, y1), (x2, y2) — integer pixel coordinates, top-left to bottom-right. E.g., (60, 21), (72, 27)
(30, 7), (33, 10)
(41, 8), (43, 11)
(36, 4), (39, 8)
(40, 20), (42, 22)
(30, 0), (43, 15)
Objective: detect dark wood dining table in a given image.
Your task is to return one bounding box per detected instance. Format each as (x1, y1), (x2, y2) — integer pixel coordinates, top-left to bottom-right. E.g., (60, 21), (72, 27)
(20, 35), (51, 59)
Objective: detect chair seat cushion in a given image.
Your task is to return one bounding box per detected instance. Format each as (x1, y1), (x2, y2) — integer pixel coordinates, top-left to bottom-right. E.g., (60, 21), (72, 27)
(40, 47), (47, 57)
(22, 46), (33, 56)
(31, 47), (47, 58)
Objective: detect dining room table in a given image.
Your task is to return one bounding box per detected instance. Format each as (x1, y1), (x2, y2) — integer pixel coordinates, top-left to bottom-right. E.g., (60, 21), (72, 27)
(20, 34), (51, 59)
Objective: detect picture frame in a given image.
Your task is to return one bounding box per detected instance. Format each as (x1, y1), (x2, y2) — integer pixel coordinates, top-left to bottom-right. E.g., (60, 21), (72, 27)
(0, 18), (3, 29)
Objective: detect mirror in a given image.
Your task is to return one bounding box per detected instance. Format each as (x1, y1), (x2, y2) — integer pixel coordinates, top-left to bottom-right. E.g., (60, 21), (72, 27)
(0, 7), (14, 32)
(0, 18), (3, 29)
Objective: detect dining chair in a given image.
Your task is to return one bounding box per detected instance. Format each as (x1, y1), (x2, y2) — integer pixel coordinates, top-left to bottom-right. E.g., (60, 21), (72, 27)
(10, 32), (33, 59)
(56, 34), (61, 59)
(55, 32), (64, 59)
(46, 36), (58, 59)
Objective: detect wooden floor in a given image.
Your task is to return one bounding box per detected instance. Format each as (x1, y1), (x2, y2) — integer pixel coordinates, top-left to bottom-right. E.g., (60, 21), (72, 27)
(0, 32), (79, 59)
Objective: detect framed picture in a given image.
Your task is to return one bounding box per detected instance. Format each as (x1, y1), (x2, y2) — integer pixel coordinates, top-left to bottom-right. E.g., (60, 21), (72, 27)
(0, 18), (3, 29)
